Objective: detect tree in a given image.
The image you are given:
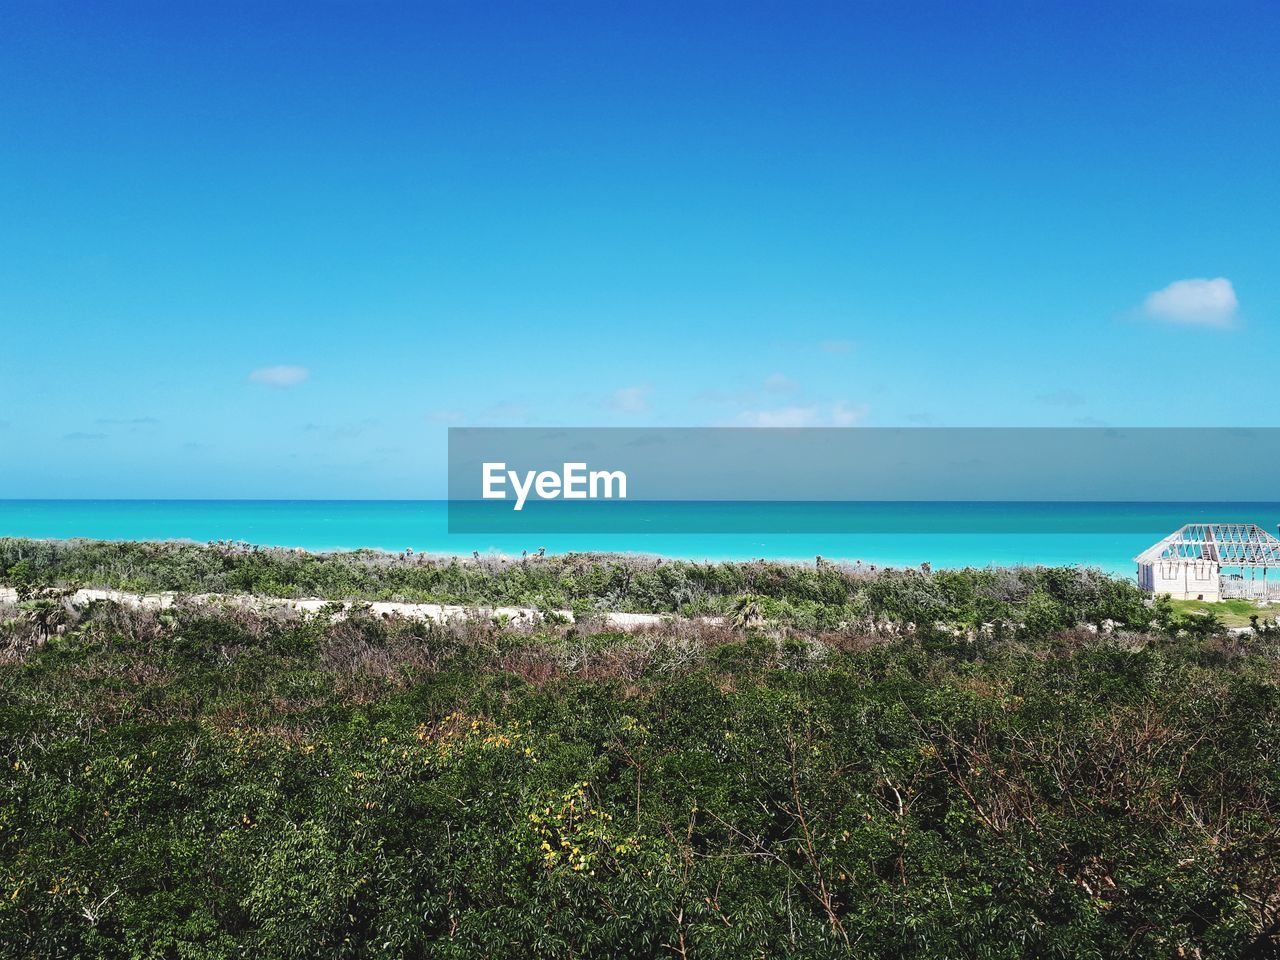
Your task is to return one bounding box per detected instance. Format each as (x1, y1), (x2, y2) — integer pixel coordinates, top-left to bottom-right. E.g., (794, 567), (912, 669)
(731, 594), (763, 629)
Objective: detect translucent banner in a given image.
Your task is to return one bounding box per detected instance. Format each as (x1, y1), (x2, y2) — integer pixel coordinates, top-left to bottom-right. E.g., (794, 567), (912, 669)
(447, 428), (1280, 534)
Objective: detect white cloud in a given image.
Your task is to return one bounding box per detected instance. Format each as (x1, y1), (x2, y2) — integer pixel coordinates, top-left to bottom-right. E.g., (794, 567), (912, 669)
(249, 364), (310, 387)
(735, 403), (868, 428)
(763, 373), (798, 394)
(608, 385), (651, 413)
(1143, 277), (1238, 328)
(428, 410), (466, 425)
(831, 402), (869, 426)
(737, 406), (819, 427)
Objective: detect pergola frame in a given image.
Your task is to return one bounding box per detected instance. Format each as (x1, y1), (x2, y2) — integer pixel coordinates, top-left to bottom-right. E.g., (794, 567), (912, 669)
(1136, 523), (1280, 601)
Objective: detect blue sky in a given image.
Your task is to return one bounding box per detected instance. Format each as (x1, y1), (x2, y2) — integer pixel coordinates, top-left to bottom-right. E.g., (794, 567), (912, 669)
(1, 1), (1276, 497)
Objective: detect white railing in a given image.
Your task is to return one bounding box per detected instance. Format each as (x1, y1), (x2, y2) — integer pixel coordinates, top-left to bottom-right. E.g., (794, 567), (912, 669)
(1220, 578), (1280, 601)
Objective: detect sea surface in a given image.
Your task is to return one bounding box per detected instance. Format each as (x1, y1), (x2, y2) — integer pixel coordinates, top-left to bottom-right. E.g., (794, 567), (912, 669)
(4, 500), (1280, 577)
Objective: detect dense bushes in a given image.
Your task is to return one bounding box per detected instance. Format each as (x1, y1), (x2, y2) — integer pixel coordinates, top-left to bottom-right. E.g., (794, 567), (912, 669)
(0, 538), (1155, 636)
(2, 598), (1279, 958)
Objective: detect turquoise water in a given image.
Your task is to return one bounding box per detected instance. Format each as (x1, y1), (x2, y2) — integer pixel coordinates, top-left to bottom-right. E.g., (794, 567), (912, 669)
(4, 500), (1280, 576)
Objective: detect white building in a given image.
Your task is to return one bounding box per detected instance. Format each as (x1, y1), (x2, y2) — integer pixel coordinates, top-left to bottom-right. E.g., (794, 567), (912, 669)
(1136, 523), (1280, 601)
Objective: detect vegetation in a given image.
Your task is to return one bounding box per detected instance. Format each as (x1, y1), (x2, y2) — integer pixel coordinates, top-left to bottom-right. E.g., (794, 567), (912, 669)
(3, 577), (1280, 958)
(1169, 597), (1280, 629)
(0, 537), (1156, 633)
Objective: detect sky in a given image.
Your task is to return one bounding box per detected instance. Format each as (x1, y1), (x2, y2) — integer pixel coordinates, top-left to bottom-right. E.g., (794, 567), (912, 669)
(0, 1), (1277, 498)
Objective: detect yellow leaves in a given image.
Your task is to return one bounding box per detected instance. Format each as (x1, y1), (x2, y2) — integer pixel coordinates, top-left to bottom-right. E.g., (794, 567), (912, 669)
(528, 782), (635, 876)
(416, 714), (527, 763)
(42, 876), (88, 899)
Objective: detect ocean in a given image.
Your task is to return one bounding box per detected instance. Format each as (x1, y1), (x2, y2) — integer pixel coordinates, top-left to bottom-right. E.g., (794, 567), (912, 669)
(4, 500), (1280, 577)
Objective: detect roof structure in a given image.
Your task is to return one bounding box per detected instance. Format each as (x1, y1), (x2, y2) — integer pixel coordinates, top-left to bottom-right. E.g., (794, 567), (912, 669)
(1135, 523), (1280, 568)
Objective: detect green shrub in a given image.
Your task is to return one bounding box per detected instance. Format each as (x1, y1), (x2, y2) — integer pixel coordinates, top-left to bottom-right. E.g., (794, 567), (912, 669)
(2, 598), (1278, 958)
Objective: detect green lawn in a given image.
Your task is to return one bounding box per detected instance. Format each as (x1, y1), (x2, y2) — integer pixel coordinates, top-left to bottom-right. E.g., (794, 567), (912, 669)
(1169, 597), (1280, 627)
